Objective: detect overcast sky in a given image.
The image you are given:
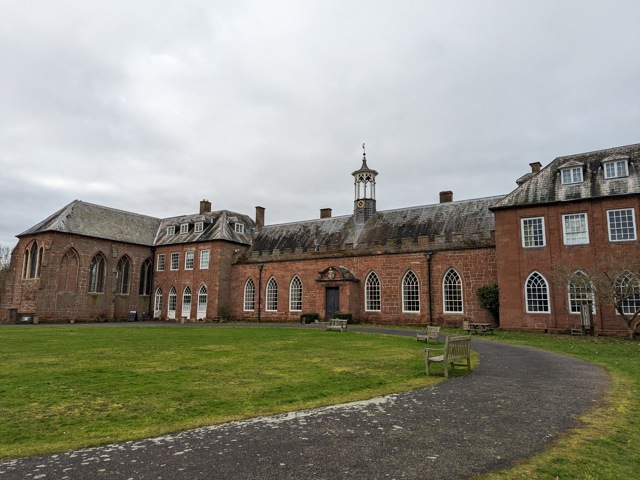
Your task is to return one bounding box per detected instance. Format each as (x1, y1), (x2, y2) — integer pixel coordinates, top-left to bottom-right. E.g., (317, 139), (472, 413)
(1, 1), (639, 248)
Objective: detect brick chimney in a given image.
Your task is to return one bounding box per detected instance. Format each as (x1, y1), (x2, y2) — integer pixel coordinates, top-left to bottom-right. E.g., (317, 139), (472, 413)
(255, 206), (265, 229)
(530, 162), (542, 173)
(439, 191), (453, 203)
(200, 199), (211, 214)
(320, 208), (332, 219)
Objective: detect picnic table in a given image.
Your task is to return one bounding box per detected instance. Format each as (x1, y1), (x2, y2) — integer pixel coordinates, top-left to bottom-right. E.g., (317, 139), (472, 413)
(468, 322), (494, 334)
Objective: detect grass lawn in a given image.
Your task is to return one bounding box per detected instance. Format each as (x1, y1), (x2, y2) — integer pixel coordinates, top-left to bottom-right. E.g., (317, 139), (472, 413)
(0, 325), (452, 459)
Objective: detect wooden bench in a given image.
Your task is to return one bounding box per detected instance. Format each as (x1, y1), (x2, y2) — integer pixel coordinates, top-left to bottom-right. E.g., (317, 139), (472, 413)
(424, 335), (472, 378)
(416, 325), (440, 343)
(326, 318), (348, 332)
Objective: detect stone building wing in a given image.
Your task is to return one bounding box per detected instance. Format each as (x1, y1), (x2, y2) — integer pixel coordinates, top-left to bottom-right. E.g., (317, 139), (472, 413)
(154, 210), (255, 246)
(17, 200), (162, 245)
(247, 195), (503, 255)
(491, 143), (640, 210)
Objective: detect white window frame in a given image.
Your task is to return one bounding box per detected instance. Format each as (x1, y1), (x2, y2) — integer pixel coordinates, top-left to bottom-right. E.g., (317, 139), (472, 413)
(194, 221), (203, 233)
(156, 254), (165, 271)
(525, 271), (550, 314)
(167, 226), (175, 235)
(561, 167), (583, 185)
(521, 217), (546, 248)
(615, 271), (640, 316)
(185, 251), (194, 270)
(443, 268), (464, 313)
(234, 223), (245, 234)
(562, 213), (589, 245)
(170, 252), (179, 271)
(180, 223), (189, 234)
(200, 249), (210, 269)
(168, 286), (177, 318)
(197, 285), (208, 317)
(365, 271), (381, 312)
(182, 286), (192, 318)
(568, 272), (595, 315)
(604, 160), (628, 179)
(607, 208), (636, 242)
(244, 278), (255, 311)
(266, 276), (278, 312)
(154, 287), (163, 318)
(289, 276), (303, 312)
(402, 270), (420, 313)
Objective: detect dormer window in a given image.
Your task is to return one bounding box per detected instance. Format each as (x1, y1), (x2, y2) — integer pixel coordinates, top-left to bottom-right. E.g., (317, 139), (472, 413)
(604, 159), (628, 179)
(180, 223), (189, 234)
(234, 223), (245, 234)
(561, 167), (583, 185)
(194, 221), (203, 233)
(167, 226), (175, 235)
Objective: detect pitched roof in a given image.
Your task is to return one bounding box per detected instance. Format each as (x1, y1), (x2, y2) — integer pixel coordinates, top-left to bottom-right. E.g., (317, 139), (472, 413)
(248, 195), (503, 255)
(18, 200), (162, 245)
(492, 143), (640, 210)
(154, 210), (255, 246)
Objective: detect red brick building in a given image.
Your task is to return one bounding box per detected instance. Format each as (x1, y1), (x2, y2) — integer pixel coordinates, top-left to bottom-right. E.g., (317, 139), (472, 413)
(3, 144), (639, 335)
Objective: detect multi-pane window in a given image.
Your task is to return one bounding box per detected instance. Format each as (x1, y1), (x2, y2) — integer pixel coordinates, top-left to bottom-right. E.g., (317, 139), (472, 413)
(402, 270), (420, 312)
(200, 250), (210, 269)
(235, 223), (245, 234)
(139, 258), (153, 295)
(167, 226), (175, 235)
(525, 272), (550, 313)
(562, 213), (589, 245)
(115, 256), (131, 294)
(182, 286), (192, 318)
(154, 287), (163, 317)
(604, 160), (628, 179)
(365, 272), (381, 311)
(521, 217), (546, 247)
(443, 268), (463, 313)
(180, 223), (189, 234)
(244, 278), (255, 311)
(615, 271), (640, 316)
(157, 254), (165, 271)
(607, 209), (636, 241)
(198, 286), (208, 316)
(194, 222), (203, 233)
(88, 253), (106, 293)
(561, 167), (583, 185)
(289, 276), (303, 312)
(23, 241), (43, 279)
(185, 251), (194, 270)
(168, 286), (177, 314)
(568, 272), (595, 314)
(266, 277), (278, 311)
(170, 252), (179, 270)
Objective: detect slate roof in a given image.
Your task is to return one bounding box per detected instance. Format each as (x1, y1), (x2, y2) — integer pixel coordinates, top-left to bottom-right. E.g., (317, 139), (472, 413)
(492, 143), (640, 210)
(19, 200), (162, 246)
(154, 210), (255, 246)
(248, 195), (504, 255)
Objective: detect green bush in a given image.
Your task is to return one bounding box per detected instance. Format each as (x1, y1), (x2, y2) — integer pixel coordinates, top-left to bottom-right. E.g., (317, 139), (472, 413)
(476, 284), (500, 325)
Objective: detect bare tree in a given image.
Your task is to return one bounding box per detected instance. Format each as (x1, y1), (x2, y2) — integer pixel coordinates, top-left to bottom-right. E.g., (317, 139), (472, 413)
(554, 248), (640, 339)
(0, 245), (12, 307)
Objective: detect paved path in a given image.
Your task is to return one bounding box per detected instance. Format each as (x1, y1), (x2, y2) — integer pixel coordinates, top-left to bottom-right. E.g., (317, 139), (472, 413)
(0, 327), (609, 479)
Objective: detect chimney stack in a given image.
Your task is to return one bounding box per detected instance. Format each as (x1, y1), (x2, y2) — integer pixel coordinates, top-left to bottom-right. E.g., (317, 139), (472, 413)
(530, 162), (542, 173)
(320, 208), (332, 219)
(439, 191), (453, 203)
(255, 206), (265, 229)
(200, 199), (211, 214)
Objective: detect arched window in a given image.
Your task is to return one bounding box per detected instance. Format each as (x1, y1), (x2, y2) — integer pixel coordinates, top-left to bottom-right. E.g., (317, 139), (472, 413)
(88, 253), (106, 293)
(139, 258), (153, 295)
(57, 248), (79, 293)
(525, 272), (550, 313)
(115, 256), (131, 294)
(615, 271), (640, 316)
(402, 270), (420, 312)
(22, 241), (42, 279)
(168, 286), (177, 317)
(197, 285), (208, 317)
(289, 276), (302, 312)
(266, 277), (278, 312)
(154, 287), (163, 318)
(182, 286), (192, 318)
(244, 278), (255, 311)
(568, 271), (595, 314)
(443, 268), (463, 313)
(365, 271), (381, 311)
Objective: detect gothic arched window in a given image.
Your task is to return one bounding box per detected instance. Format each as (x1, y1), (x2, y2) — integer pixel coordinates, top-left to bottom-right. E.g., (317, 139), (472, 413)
(443, 268), (463, 313)
(365, 271), (381, 311)
(244, 278), (255, 311)
(525, 272), (550, 313)
(402, 270), (420, 312)
(115, 256), (131, 294)
(88, 253), (106, 293)
(266, 277), (278, 312)
(289, 276), (302, 312)
(139, 258), (153, 295)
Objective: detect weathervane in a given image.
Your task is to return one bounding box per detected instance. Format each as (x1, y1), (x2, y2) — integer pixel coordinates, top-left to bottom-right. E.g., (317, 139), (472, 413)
(362, 142), (366, 159)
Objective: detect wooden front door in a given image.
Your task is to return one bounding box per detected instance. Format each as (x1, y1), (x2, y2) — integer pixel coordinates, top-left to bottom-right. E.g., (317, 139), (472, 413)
(325, 287), (340, 320)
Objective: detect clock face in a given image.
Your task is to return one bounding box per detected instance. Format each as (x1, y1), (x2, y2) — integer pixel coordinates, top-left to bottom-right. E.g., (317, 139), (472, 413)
(357, 200), (365, 208)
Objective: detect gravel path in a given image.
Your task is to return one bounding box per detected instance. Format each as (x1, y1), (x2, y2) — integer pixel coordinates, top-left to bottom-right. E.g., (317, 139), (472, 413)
(0, 327), (610, 479)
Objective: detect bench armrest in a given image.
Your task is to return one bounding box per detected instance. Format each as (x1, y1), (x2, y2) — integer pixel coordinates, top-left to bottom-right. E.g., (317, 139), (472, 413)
(423, 348), (444, 353)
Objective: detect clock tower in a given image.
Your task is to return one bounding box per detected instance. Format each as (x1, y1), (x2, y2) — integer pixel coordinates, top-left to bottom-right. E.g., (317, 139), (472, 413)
(352, 144), (378, 224)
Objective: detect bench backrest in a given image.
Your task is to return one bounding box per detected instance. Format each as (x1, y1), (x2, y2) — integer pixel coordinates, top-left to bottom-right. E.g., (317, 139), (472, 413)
(444, 336), (471, 362)
(426, 325), (440, 335)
